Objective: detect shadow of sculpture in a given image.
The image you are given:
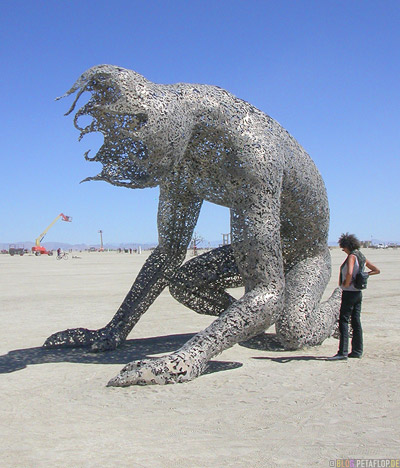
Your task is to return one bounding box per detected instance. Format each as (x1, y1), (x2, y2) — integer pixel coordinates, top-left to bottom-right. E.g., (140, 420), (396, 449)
(251, 355), (329, 363)
(239, 333), (286, 352)
(0, 333), (242, 376)
(241, 333), (340, 362)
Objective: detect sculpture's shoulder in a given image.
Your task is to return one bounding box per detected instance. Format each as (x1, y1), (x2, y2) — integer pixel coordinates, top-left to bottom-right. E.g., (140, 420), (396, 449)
(166, 82), (276, 133)
(161, 82), (232, 107)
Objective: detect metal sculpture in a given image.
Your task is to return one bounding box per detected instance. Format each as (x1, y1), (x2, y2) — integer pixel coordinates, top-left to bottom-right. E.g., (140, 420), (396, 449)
(44, 65), (341, 386)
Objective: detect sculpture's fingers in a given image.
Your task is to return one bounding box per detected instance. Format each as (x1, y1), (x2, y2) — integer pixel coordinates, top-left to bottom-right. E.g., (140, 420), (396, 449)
(43, 331), (66, 347)
(90, 335), (121, 353)
(43, 328), (96, 348)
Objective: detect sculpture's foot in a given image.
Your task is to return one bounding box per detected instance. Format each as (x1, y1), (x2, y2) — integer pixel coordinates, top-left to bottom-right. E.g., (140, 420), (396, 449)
(43, 328), (102, 348)
(107, 354), (206, 387)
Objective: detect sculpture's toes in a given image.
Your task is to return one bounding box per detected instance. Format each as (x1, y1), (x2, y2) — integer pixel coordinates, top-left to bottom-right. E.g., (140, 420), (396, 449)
(107, 355), (203, 387)
(107, 361), (164, 387)
(43, 328), (97, 348)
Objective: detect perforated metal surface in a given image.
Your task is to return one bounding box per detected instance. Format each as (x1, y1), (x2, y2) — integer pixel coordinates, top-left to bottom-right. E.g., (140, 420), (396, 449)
(44, 65), (341, 385)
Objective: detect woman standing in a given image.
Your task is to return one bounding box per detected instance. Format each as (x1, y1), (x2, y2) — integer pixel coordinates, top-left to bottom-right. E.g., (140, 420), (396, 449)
(330, 233), (380, 360)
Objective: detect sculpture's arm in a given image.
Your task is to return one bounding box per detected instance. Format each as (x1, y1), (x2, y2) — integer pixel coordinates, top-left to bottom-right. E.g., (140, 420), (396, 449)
(96, 179), (203, 349)
(44, 176), (203, 351)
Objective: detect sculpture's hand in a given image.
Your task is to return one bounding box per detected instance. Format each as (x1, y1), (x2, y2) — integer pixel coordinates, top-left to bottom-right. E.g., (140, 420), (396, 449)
(43, 327), (124, 351)
(90, 333), (123, 352)
(43, 327), (102, 348)
(107, 353), (206, 386)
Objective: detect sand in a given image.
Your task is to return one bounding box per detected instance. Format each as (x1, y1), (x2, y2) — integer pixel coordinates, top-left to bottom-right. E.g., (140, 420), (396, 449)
(0, 248), (399, 468)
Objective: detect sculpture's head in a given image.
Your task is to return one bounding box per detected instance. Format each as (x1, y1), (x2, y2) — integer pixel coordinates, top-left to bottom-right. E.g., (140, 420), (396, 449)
(58, 64), (167, 188)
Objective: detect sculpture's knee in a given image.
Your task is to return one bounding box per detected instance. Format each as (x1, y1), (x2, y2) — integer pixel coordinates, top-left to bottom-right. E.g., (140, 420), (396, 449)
(276, 301), (327, 349)
(276, 287), (342, 350)
(169, 264), (237, 316)
(238, 284), (285, 331)
(169, 269), (189, 303)
(169, 261), (220, 301)
(277, 329), (309, 350)
(169, 266), (206, 307)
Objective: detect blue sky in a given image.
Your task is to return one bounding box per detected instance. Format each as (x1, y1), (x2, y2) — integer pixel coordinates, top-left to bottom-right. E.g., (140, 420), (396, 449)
(1, 0), (399, 246)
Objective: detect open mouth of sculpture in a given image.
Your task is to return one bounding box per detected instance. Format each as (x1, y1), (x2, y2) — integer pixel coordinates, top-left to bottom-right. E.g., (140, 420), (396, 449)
(60, 77), (154, 188)
(73, 104), (152, 187)
(76, 109), (151, 185)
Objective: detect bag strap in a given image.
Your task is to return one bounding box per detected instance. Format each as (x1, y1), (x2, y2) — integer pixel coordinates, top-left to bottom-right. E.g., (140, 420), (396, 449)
(350, 250), (366, 271)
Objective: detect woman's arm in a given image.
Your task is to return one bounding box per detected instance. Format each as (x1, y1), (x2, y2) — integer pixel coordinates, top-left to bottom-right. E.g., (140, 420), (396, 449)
(366, 259), (380, 276)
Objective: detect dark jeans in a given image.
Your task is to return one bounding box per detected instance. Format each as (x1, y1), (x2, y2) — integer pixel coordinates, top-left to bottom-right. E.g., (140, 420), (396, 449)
(338, 291), (363, 356)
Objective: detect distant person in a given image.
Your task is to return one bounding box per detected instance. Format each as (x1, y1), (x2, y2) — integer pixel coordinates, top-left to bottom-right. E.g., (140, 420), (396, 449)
(57, 248), (61, 257)
(330, 233), (380, 360)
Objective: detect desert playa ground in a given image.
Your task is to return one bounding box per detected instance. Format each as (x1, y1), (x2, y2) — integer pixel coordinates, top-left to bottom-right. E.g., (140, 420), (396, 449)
(0, 248), (399, 468)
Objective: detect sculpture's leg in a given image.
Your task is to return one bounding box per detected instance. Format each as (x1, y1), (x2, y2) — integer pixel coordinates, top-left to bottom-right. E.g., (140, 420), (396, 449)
(108, 281), (284, 386)
(108, 200), (286, 386)
(169, 245), (243, 316)
(275, 247), (342, 350)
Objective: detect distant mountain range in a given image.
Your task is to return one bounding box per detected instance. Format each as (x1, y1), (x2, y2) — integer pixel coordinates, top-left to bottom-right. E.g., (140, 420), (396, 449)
(329, 239), (399, 247)
(0, 239), (224, 251)
(0, 241), (157, 251)
(2, 238), (398, 252)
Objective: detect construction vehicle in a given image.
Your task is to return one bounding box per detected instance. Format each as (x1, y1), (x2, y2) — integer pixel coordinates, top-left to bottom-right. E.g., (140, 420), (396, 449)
(32, 213), (72, 256)
(9, 244), (25, 256)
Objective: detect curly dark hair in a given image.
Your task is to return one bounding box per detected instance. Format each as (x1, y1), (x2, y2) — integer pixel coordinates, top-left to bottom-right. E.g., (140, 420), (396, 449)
(338, 232), (361, 251)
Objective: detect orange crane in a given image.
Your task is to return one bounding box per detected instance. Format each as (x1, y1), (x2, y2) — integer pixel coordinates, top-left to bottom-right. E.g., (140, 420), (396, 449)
(32, 213), (72, 256)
